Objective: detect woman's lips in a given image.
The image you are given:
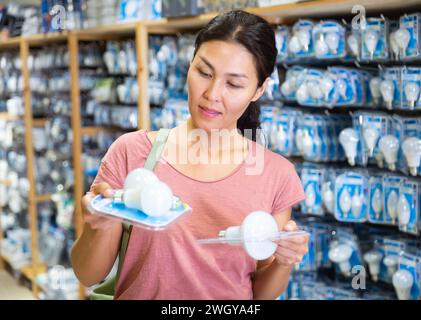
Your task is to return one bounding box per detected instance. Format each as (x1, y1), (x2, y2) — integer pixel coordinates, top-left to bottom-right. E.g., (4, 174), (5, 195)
(199, 105), (222, 118)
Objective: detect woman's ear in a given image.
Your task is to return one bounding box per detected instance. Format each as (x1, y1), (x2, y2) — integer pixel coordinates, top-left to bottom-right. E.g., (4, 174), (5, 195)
(251, 77), (270, 102)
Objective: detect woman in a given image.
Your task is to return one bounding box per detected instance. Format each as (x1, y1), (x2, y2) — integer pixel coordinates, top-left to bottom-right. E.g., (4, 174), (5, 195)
(71, 10), (308, 300)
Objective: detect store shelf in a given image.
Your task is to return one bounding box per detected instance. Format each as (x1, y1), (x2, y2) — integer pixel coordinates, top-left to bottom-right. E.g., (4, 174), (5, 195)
(81, 126), (124, 136)
(0, 113), (21, 121)
(32, 118), (48, 127)
(0, 254), (46, 282)
(34, 194), (52, 203)
(0, 179), (11, 186)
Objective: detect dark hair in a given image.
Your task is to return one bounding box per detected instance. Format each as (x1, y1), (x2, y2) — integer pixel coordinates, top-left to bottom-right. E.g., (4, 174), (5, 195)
(193, 10), (277, 141)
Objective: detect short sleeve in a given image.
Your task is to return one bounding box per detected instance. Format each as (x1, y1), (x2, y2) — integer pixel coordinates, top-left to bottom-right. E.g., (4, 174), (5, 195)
(271, 163), (305, 213)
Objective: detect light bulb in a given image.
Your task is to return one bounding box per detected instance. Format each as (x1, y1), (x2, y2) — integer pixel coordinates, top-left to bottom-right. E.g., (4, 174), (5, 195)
(363, 251), (383, 282)
(402, 137), (421, 176)
(315, 38), (329, 57)
(301, 130), (314, 158)
(383, 255), (398, 277)
(296, 83), (309, 103)
(375, 150), (384, 168)
(387, 190), (398, 224)
(394, 28), (411, 58)
(404, 82), (420, 108)
(281, 80), (294, 97)
(397, 194), (411, 232)
(339, 188), (352, 218)
(371, 188), (383, 219)
(392, 269), (414, 300)
(124, 168), (159, 191)
(379, 135), (399, 171)
(308, 81), (323, 101)
(288, 35), (301, 54)
(389, 31), (400, 60)
(336, 78), (348, 100)
(351, 190), (363, 218)
(322, 182), (334, 214)
(320, 76), (335, 101)
(369, 77), (382, 105)
(347, 34), (359, 57)
(363, 126), (379, 157)
(140, 181), (174, 217)
(339, 128), (359, 166)
(380, 80), (394, 109)
(328, 243), (353, 276)
(276, 127), (287, 152)
(295, 129), (304, 155)
(326, 32), (340, 54)
(297, 29), (310, 52)
(305, 184), (316, 210)
(364, 29), (379, 60)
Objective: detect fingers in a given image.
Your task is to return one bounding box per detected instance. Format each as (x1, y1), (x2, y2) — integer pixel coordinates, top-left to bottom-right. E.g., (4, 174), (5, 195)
(92, 182), (113, 198)
(277, 239), (308, 256)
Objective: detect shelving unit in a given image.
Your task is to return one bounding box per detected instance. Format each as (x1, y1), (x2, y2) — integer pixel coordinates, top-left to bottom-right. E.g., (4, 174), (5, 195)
(0, 0), (420, 300)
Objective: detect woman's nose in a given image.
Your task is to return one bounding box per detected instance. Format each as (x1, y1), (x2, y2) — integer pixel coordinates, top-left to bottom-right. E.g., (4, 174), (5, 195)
(203, 79), (222, 103)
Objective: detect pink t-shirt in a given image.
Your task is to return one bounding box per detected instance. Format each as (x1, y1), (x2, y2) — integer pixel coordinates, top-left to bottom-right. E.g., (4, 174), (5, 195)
(92, 129), (305, 300)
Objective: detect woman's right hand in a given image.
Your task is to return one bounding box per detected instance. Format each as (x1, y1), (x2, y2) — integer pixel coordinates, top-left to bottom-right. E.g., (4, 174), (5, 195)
(82, 182), (122, 231)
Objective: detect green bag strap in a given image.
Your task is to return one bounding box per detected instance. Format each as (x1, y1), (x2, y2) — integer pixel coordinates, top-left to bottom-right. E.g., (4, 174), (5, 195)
(116, 128), (171, 280)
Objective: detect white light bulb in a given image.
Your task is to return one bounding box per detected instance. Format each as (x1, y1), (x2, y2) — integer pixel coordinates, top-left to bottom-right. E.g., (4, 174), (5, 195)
(281, 80), (294, 97)
(389, 31), (400, 60)
(380, 80), (394, 109)
(347, 34), (359, 57)
(305, 184), (316, 209)
(308, 81), (323, 101)
(379, 135), (399, 171)
(402, 137), (421, 176)
(383, 255), (398, 277)
(322, 182), (334, 214)
(375, 151), (384, 168)
(297, 29), (310, 52)
(339, 128), (359, 166)
(328, 243), (353, 276)
(315, 38), (329, 57)
(124, 168), (159, 191)
(139, 181), (173, 217)
(404, 82), (420, 108)
(288, 36), (302, 54)
(301, 130), (314, 158)
(295, 129), (304, 154)
(394, 28), (411, 58)
(387, 190), (398, 224)
(276, 127), (287, 152)
(296, 83), (309, 103)
(363, 251), (383, 282)
(351, 190), (363, 218)
(336, 78), (348, 100)
(369, 77), (382, 105)
(326, 32), (340, 54)
(320, 76), (335, 102)
(371, 188), (383, 219)
(364, 29), (379, 60)
(397, 194), (411, 231)
(363, 126), (379, 158)
(392, 269), (414, 300)
(339, 188), (352, 218)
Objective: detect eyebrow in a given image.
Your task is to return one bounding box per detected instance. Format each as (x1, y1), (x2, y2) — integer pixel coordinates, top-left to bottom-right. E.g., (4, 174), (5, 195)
(199, 56), (249, 79)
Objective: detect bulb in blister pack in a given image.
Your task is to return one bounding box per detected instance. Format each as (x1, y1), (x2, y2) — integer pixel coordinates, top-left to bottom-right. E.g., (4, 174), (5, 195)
(315, 37), (329, 56)
(384, 255), (399, 277)
(288, 36), (302, 54)
(339, 128), (359, 166)
(336, 78), (348, 100)
(364, 29), (379, 60)
(389, 31), (400, 60)
(363, 251), (383, 282)
(379, 135), (399, 171)
(296, 83), (309, 103)
(301, 130), (314, 158)
(295, 129), (304, 155)
(305, 184), (316, 210)
(328, 243), (353, 276)
(326, 32), (340, 54)
(402, 137), (421, 176)
(404, 82), (420, 108)
(124, 168), (159, 191)
(347, 34), (360, 57)
(276, 127), (287, 152)
(397, 194), (411, 231)
(320, 76), (335, 102)
(339, 188), (352, 218)
(281, 80), (295, 97)
(308, 81), (323, 101)
(395, 28), (411, 58)
(351, 190), (363, 218)
(371, 188), (383, 219)
(392, 269), (414, 300)
(322, 182), (334, 214)
(369, 77), (382, 105)
(380, 80), (395, 109)
(387, 190), (398, 224)
(297, 29), (311, 52)
(363, 126), (379, 158)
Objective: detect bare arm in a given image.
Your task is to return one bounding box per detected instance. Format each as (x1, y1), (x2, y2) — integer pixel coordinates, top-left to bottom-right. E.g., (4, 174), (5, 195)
(70, 183), (123, 287)
(252, 208), (309, 300)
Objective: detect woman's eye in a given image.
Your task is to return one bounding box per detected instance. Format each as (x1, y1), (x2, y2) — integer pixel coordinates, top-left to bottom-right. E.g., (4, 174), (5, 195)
(227, 82), (242, 89)
(198, 69), (211, 78)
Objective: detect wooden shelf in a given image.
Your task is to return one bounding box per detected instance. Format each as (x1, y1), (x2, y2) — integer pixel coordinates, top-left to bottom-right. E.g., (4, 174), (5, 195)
(0, 254), (46, 282)
(34, 194), (52, 203)
(0, 179), (11, 186)
(32, 118), (48, 127)
(0, 113), (21, 121)
(81, 126), (124, 136)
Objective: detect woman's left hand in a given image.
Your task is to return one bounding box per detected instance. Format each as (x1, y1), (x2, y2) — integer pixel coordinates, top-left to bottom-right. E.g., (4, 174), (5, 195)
(272, 220), (309, 267)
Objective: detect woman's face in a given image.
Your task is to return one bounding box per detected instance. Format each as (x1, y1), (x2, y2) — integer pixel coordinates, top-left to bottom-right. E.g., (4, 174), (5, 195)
(187, 40), (267, 133)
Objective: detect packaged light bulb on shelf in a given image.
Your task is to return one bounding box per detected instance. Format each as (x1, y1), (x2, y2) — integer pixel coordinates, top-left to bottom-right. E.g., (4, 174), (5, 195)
(89, 168), (192, 230)
(377, 238), (405, 284)
(393, 252), (421, 300)
(301, 165), (325, 216)
(329, 67), (359, 107)
(397, 179), (420, 235)
(273, 108), (301, 156)
(401, 67), (421, 110)
(275, 25), (290, 63)
(361, 16), (390, 62)
(363, 243), (384, 283)
(382, 175), (405, 226)
(312, 21), (346, 60)
(345, 29), (361, 61)
(280, 65), (304, 102)
(288, 20), (315, 58)
(334, 171), (369, 223)
(398, 12), (421, 60)
(380, 67), (402, 110)
(368, 173), (386, 224)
